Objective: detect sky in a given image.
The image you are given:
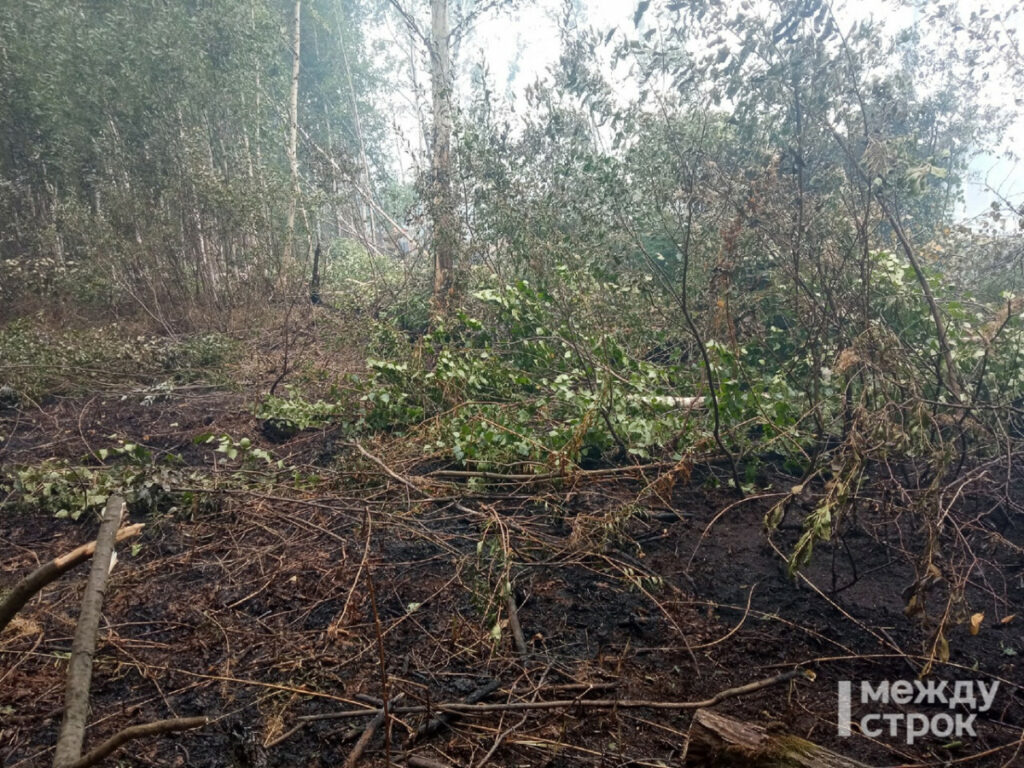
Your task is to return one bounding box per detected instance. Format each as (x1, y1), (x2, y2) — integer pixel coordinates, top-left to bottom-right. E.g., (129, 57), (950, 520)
(387, 0), (1024, 223)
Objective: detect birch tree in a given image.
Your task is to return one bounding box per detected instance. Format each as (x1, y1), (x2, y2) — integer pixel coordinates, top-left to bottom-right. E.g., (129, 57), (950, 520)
(429, 0), (456, 313)
(283, 0), (302, 278)
(387, 0), (519, 317)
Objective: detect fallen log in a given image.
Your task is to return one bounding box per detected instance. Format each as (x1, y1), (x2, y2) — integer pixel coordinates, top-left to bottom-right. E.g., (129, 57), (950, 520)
(683, 708), (874, 768)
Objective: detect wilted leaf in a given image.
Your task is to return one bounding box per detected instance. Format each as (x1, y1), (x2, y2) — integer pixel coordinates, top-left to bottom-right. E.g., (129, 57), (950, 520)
(969, 612), (984, 635)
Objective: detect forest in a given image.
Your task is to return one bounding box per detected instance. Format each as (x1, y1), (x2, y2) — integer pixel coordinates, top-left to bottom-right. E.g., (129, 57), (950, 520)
(1, 0), (1023, 766)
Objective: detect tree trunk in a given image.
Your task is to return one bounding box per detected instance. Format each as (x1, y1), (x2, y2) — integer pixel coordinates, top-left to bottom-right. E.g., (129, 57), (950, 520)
(337, 11), (377, 245)
(429, 0), (457, 315)
(283, 0), (302, 280)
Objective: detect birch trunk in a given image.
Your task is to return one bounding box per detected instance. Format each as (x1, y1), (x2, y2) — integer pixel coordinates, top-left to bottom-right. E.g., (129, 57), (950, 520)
(337, 15), (377, 245)
(283, 0), (302, 280)
(429, 0), (456, 315)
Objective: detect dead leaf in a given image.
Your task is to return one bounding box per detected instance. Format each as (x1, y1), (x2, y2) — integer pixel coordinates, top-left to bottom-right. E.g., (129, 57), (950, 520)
(970, 612), (984, 636)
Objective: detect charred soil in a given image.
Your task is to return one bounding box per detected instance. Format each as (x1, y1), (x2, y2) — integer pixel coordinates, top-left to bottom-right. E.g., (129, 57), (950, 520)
(2, 388), (1022, 768)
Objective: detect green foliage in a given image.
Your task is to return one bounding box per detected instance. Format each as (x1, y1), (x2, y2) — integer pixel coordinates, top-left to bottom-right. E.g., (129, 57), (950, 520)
(316, 238), (418, 319)
(3, 429), (293, 521)
(197, 434), (278, 467)
(0, 319), (238, 398)
(8, 442), (179, 521)
(256, 393), (346, 431)
(352, 281), (712, 469)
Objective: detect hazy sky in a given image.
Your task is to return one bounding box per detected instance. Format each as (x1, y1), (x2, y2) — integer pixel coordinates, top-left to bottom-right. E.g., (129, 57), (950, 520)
(389, 0), (1024, 220)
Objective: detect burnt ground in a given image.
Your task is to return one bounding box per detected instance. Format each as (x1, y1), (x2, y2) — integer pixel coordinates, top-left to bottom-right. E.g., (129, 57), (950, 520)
(1, 387), (1022, 768)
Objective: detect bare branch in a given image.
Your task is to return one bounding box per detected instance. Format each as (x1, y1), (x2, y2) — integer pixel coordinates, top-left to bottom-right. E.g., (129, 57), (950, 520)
(0, 523), (143, 635)
(387, 0), (428, 47)
(63, 717), (208, 768)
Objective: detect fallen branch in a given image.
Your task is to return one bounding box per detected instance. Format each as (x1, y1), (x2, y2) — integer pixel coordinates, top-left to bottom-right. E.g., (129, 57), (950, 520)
(506, 592), (528, 657)
(344, 694), (404, 768)
(352, 441), (425, 494)
(425, 461), (687, 483)
(54, 496), (126, 767)
(63, 717), (208, 768)
(302, 669), (809, 723)
(270, 684), (614, 750)
(407, 679), (501, 746)
(683, 708), (873, 767)
(0, 523), (144, 634)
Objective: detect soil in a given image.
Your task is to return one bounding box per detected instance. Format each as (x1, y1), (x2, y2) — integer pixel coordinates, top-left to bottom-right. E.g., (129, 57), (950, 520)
(1, 387), (1022, 768)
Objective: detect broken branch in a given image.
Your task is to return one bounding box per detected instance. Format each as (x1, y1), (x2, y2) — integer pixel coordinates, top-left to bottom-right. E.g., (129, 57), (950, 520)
(63, 717), (208, 768)
(0, 522), (144, 634)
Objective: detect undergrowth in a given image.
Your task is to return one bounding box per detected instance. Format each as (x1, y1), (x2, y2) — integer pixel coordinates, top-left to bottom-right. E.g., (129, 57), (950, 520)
(0, 317), (239, 399)
(1, 434), (279, 522)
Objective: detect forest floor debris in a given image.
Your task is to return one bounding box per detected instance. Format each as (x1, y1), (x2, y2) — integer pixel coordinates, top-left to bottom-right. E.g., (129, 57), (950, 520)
(2, 384), (1022, 767)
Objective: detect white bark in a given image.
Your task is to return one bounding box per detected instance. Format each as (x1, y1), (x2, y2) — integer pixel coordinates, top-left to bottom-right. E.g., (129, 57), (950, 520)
(283, 0), (302, 275)
(429, 0), (456, 313)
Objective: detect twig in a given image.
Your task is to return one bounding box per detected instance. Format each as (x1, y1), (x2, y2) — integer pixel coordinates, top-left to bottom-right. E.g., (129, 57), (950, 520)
(425, 460), (716, 483)
(339, 510), (373, 630)
(364, 541), (392, 767)
(474, 714), (526, 768)
(306, 669), (809, 723)
(352, 441), (424, 494)
(505, 592), (528, 658)
(264, 722), (305, 750)
(406, 679), (501, 746)
(407, 757), (454, 768)
(344, 694), (404, 768)
(0, 523), (144, 634)
(53, 496), (125, 768)
(62, 717), (208, 768)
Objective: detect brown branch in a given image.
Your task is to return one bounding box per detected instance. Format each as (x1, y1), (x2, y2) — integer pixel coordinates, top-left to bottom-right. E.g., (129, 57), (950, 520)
(407, 757), (455, 768)
(506, 592), (528, 657)
(54, 495), (126, 767)
(63, 717), (208, 768)
(343, 694), (403, 768)
(683, 708), (873, 767)
(351, 441), (424, 494)
(305, 669), (809, 724)
(0, 523), (144, 634)
(426, 459), (719, 484)
(406, 678), (501, 746)
(386, 0), (428, 47)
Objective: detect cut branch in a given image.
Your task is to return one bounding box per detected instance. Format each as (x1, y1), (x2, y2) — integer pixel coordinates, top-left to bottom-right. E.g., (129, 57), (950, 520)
(53, 495), (125, 767)
(506, 592), (528, 657)
(407, 678), (501, 746)
(0, 523), (144, 635)
(343, 694), (403, 768)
